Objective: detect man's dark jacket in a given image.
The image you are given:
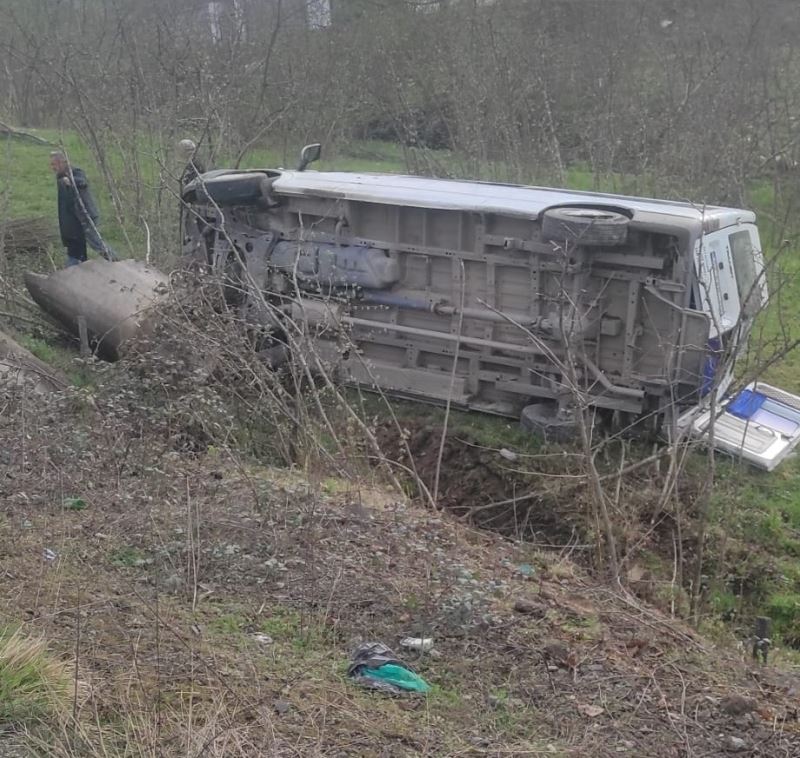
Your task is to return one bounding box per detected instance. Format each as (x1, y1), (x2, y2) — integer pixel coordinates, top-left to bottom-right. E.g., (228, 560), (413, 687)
(57, 167), (100, 242)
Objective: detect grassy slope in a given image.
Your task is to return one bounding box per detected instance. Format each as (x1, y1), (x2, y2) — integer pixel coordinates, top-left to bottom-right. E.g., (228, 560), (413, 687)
(1, 384), (799, 756)
(4, 130), (800, 642)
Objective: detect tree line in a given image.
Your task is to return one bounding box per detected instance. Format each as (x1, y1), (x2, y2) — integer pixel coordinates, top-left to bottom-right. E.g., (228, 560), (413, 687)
(1, 0), (799, 220)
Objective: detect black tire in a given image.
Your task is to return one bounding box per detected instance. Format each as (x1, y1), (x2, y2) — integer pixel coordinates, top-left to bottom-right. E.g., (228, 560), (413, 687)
(541, 206), (629, 247)
(520, 402), (578, 443)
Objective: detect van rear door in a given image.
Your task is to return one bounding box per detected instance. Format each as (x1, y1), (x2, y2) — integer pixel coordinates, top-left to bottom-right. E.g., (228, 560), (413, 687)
(688, 382), (800, 471)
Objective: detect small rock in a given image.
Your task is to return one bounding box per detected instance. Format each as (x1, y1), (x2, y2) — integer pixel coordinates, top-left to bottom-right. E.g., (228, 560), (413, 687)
(720, 695), (756, 716)
(273, 700), (291, 715)
(577, 703), (604, 718)
(724, 736), (747, 753)
(542, 640), (571, 667)
(498, 448), (518, 462)
(487, 695), (504, 709)
(253, 633), (273, 645)
(162, 574), (183, 593)
(513, 598), (546, 616)
(538, 586), (557, 602)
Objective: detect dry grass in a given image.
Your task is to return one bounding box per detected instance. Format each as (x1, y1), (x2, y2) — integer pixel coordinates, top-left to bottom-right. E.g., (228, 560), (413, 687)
(0, 627), (78, 724)
(0, 216), (59, 256)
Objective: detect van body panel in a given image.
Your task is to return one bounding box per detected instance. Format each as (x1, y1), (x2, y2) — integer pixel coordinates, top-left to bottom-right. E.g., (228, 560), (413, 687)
(182, 167), (794, 468)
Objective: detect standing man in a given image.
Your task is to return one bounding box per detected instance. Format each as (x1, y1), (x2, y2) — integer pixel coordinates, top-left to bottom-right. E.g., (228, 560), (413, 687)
(178, 139), (206, 188)
(49, 151), (117, 267)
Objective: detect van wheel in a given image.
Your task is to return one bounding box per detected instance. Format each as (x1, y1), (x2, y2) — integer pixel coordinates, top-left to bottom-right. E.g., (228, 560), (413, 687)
(542, 207), (629, 247)
(520, 402), (578, 443)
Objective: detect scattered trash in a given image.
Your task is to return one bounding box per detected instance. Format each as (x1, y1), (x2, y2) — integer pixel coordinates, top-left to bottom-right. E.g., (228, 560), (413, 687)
(252, 633), (274, 645)
(43, 548), (57, 562)
(63, 497), (87, 511)
(498, 448), (518, 462)
(347, 642), (431, 695)
(723, 735), (747, 753)
(577, 703), (604, 718)
(517, 563), (535, 578)
(400, 637), (434, 653)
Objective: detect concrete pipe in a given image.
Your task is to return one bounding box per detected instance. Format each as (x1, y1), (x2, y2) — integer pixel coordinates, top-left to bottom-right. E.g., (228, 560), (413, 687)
(24, 260), (169, 361)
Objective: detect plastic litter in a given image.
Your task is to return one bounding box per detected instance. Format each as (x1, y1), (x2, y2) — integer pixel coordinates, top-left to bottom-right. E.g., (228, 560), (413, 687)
(399, 636), (435, 652)
(347, 642), (431, 695)
(43, 548), (57, 562)
(63, 497), (87, 511)
(517, 563), (535, 578)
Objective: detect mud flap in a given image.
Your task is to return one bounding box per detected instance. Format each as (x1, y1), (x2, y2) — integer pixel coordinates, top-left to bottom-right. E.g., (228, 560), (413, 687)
(684, 382), (800, 471)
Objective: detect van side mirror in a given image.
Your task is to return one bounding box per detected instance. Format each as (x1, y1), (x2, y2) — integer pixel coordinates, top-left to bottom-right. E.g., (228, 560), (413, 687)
(297, 143), (321, 171)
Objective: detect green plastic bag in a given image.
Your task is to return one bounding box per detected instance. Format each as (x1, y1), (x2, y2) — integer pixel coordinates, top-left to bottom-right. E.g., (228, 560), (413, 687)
(362, 663), (431, 693)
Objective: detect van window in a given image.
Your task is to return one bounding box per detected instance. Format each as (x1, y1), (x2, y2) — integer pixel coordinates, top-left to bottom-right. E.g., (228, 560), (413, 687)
(729, 230), (761, 317)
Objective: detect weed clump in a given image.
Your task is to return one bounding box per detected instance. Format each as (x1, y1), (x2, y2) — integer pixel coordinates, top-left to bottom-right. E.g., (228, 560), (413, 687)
(0, 627), (74, 725)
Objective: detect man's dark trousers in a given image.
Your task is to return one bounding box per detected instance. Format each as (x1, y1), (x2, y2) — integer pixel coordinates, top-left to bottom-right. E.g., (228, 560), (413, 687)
(65, 236), (87, 267)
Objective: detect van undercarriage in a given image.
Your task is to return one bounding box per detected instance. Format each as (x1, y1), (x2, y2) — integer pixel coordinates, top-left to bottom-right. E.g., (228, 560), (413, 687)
(182, 168), (717, 440)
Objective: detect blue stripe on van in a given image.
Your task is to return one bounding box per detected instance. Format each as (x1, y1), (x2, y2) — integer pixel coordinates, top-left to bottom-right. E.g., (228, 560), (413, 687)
(727, 389), (766, 420)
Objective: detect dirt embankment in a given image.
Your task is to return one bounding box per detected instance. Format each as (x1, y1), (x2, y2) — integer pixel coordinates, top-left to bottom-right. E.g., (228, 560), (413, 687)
(0, 379), (798, 756)
(376, 420), (645, 545)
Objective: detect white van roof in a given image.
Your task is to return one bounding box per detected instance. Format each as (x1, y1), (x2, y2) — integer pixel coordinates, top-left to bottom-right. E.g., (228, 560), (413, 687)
(272, 171), (755, 228)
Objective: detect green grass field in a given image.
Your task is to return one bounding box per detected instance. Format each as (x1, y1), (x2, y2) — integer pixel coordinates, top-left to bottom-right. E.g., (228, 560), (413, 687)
(0, 130), (414, 260)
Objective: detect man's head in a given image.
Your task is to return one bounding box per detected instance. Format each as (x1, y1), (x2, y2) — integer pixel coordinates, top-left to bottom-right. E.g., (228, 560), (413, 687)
(49, 151), (69, 176)
(178, 139), (197, 162)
